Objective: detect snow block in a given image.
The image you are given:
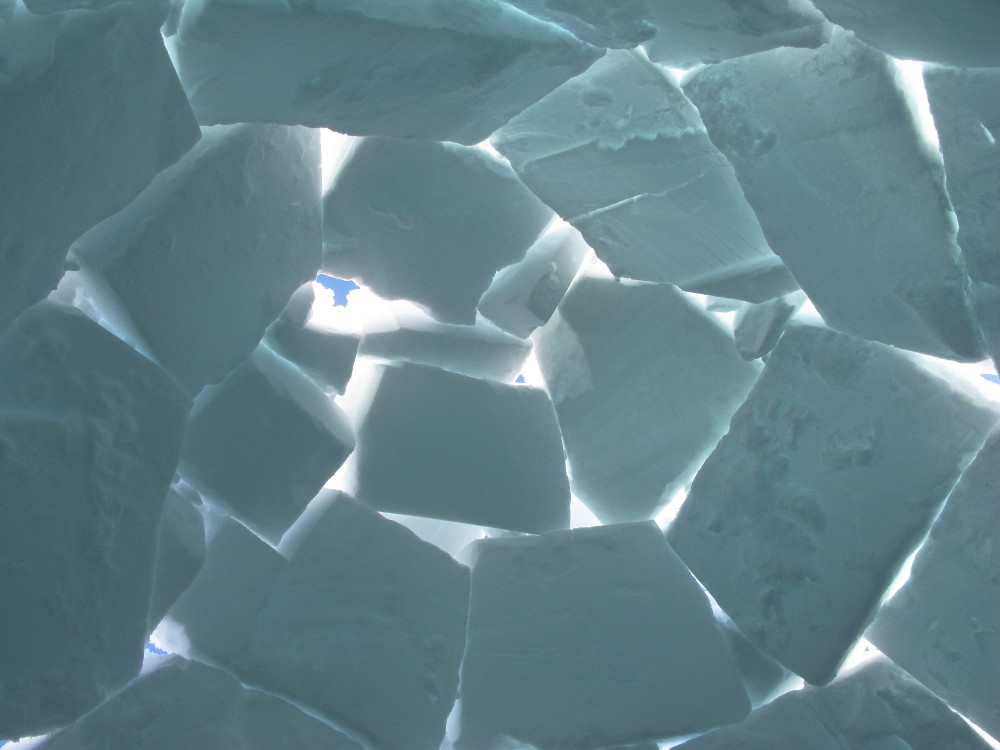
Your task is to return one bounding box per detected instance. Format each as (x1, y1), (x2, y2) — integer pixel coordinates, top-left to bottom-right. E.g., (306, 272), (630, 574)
(324, 137), (552, 325)
(811, 0), (1000, 68)
(181, 346), (354, 544)
(492, 51), (793, 303)
(0, 301), (189, 737)
(532, 275), (760, 524)
(478, 225), (589, 339)
(734, 291), (806, 360)
(168, 0), (602, 144)
(502, 0), (654, 48)
(868, 428), (1000, 740)
(147, 488), (205, 632)
(457, 522), (750, 750)
(667, 325), (999, 685)
(684, 32), (985, 361)
(265, 320), (359, 395)
(171, 497), (471, 750)
(354, 362), (570, 533)
(676, 658), (991, 750)
(73, 123), (321, 396)
(642, 0), (829, 68)
(924, 66), (1000, 371)
(37, 657), (362, 750)
(0, 3), (199, 335)
(359, 316), (530, 383)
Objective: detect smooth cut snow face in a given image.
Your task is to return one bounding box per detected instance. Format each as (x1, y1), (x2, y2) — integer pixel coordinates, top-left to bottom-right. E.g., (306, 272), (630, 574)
(458, 523), (750, 749)
(352, 362), (570, 533)
(532, 274), (760, 524)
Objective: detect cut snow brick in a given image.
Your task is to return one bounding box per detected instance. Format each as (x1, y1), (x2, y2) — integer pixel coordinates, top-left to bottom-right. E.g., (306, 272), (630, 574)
(354, 362), (569, 533)
(493, 51), (794, 303)
(733, 291), (806, 360)
(324, 137), (552, 325)
(359, 315), (530, 383)
(532, 275), (760, 524)
(924, 66), (1000, 371)
(170, 497), (471, 750)
(0, 301), (189, 737)
(457, 523), (750, 750)
(37, 657), (362, 750)
(168, 0), (602, 144)
(478, 224), (590, 339)
(667, 325), (999, 685)
(868, 428), (1000, 740)
(72, 123), (321, 396)
(0, 3), (199, 334)
(684, 32), (985, 361)
(811, 0), (1000, 68)
(642, 0), (829, 68)
(676, 659), (992, 750)
(180, 346), (355, 544)
(147, 488), (206, 633)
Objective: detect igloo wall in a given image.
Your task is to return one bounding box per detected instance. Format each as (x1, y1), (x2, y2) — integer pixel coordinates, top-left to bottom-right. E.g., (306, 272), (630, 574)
(2, 1), (1000, 748)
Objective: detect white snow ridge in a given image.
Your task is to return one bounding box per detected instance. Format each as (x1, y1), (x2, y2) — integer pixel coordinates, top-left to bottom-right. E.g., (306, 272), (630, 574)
(2, 2), (1000, 749)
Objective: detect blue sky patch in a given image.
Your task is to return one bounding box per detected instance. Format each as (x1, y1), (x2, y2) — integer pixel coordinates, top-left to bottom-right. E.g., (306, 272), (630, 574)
(316, 274), (359, 307)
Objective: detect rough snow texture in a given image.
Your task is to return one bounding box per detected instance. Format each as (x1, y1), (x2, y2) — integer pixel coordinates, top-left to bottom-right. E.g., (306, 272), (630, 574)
(324, 137), (552, 325)
(170, 498), (471, 750)
(643, 0), (829, 68)
(354, 362), (570, 533)
(478, 225), (589, 339)
(169, 0), (602, 144)
(22, 0), (171, 14)
(458, 523), (750, 749)
(0, 302), (190, 737)
(667, 325), (999, 685)
(493, 51), (794, 303)
(868, 428), (1000, 740)
(180, 346), (354, 544)
(734, 291), (806, 360)
(37, 657), (362, 750)
(147, 487), (205, 632)
(533, 275), (760, 523)
(72, 123), (321, 396)
(684, 31), (985, 362)
(360, 315), (530, 383)
(924, 66), (1000, 371)
(0, 3), (198, 335)
(676, 658), (991, 750)
(502, 0), (654, 48)
(811, 0), (1000, 68)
